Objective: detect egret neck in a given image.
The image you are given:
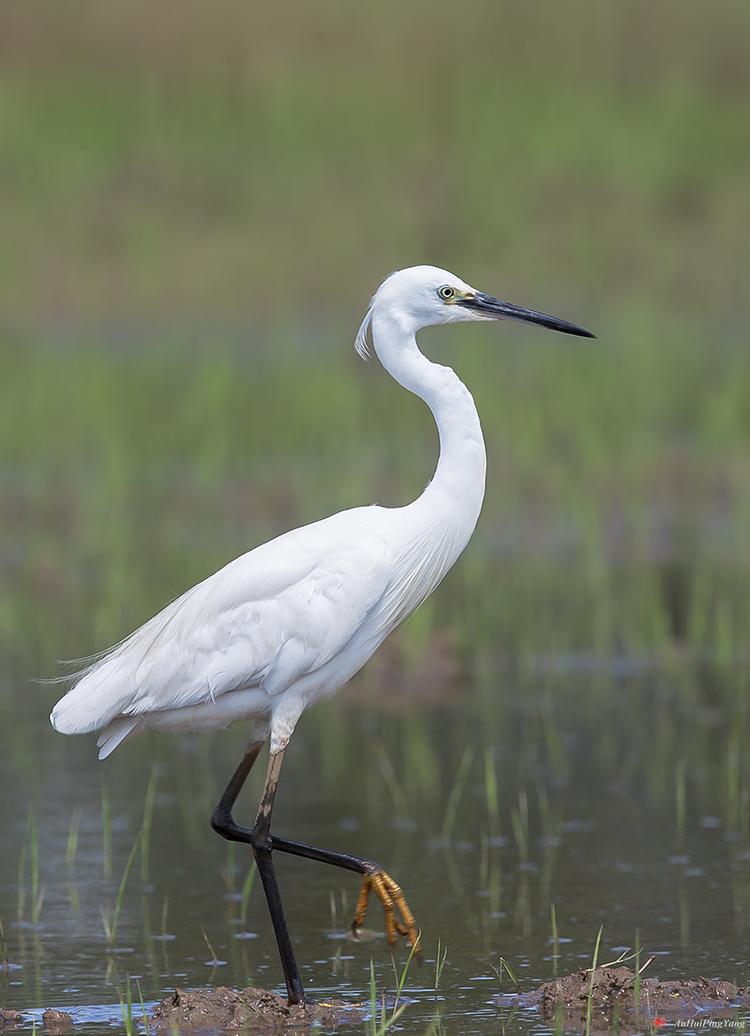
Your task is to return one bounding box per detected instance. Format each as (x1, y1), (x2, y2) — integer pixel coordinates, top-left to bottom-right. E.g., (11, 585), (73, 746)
(370, 308), (487, 543)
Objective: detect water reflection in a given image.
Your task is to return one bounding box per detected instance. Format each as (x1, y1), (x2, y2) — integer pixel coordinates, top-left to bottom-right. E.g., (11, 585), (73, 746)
(2, 655), (750, 1033)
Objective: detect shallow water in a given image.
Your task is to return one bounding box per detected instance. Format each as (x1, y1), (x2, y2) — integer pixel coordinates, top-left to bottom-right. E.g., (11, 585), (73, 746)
(3, 654), (750, 1034)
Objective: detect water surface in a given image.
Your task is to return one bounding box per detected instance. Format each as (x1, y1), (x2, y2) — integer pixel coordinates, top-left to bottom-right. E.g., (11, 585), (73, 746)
(3, 654), (749, 1034)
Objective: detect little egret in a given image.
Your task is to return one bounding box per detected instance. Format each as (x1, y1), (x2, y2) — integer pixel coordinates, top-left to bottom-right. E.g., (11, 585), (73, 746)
(50, 265), (593, 1004)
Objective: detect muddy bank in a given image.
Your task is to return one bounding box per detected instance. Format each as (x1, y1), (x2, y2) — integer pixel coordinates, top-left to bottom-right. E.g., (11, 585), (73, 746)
(152, 987), (364, 1031)
(512, 966), (750, 1030)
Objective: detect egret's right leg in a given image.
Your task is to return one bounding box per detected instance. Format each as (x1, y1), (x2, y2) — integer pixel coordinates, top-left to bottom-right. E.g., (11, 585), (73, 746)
(210, 739), (305, 1006)
(249, 747), (306, 1006)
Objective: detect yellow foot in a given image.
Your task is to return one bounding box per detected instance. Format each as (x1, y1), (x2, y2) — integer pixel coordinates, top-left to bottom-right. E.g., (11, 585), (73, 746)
(351, 870), (421, 956)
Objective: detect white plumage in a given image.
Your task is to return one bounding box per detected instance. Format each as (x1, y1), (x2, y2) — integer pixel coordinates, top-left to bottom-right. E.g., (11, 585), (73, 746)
(50, 265), (592, 760)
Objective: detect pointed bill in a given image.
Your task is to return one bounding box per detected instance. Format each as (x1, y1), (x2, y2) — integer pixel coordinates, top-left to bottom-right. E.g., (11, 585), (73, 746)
(459, 292), (595, 338)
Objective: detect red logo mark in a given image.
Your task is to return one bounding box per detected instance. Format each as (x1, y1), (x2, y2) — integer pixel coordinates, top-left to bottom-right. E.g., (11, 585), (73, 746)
(653, 1019), (666, 1029)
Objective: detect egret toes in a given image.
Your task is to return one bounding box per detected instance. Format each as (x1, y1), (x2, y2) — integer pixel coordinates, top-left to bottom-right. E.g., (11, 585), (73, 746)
(352, 869), (421, 956)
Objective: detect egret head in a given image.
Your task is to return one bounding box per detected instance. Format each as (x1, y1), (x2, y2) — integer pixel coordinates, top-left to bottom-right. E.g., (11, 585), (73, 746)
(355, 265), (594, 359)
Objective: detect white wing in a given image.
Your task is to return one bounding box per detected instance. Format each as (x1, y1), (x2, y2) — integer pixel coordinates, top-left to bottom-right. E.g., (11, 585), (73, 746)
(50, 507), (392, 736)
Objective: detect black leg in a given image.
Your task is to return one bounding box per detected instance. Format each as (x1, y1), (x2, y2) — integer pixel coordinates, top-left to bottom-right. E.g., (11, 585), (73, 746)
(211, 741), (306, 1006)
(211, 742), (374, 875)
(270, 836), (377, 874)
(210, 739), (265, 837)
(250, 748), (306, 1005)
(211, 741), (421, 976)
(215, 797), (420, 954)
(216, 804), (380, 877)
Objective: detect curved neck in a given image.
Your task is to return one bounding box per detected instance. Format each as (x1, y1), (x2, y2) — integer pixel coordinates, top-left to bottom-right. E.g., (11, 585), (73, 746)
(371, 311), (486, 522)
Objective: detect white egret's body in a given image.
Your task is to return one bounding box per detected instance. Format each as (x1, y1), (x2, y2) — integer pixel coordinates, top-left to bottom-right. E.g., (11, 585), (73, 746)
(51, 265), (591, 761)
(51, 267), (487, 758)
(50, 265), (592, 1001)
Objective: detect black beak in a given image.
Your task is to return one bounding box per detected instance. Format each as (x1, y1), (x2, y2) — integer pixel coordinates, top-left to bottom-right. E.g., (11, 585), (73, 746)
(460, 292), (595, 339)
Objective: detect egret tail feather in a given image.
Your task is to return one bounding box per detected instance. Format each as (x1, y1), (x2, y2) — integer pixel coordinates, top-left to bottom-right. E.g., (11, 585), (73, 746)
(96, 717), (139, 759)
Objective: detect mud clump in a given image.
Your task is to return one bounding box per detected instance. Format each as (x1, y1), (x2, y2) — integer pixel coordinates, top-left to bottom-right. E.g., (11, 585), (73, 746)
(152, 987), (363, 1031)
(518, 966), (750, 1030)
(1, 1008), (74, 1031)
(42, 1009), (74, 1031)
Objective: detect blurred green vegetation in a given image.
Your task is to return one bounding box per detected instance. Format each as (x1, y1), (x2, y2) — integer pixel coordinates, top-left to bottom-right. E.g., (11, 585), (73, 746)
(2, 0), (749, 669)
(0, 2), (747, 331)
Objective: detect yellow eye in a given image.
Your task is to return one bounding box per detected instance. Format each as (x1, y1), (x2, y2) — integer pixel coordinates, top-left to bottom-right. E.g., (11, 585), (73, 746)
(438, 285), (455, 300)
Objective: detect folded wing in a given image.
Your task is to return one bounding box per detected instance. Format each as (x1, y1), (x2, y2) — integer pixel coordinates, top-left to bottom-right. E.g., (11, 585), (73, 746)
(50, 509), (392, 739)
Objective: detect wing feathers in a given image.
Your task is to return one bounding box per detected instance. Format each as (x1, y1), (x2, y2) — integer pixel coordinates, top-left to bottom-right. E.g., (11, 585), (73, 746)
(50, 509), (392, 747)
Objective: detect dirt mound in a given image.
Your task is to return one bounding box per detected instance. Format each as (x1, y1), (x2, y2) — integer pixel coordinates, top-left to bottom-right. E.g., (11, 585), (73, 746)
(151, 987), (363, 1031)
(517, 966), (750, 1030)
(1, 1008), (74, 1031)
(41, 1009), (74, 1031)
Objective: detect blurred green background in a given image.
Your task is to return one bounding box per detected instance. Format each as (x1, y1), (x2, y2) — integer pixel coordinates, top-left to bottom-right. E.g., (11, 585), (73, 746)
(2, 2), (750, 1030)
(2, 0), (749, 665)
